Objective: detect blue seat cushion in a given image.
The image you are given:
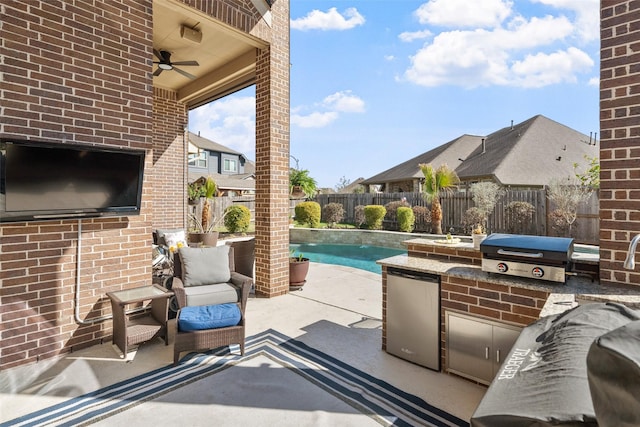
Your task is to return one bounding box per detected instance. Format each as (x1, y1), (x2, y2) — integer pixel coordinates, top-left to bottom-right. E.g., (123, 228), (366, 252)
(178, 303), (241, 332)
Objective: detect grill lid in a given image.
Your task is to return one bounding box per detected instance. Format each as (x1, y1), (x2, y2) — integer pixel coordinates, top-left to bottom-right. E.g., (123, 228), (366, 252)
(480, 233), (574, 261)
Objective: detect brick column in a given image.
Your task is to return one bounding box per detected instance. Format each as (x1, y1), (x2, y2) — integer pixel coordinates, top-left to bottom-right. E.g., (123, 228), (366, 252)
(599, 1), (640, 287)
(254, 0), (290, 297)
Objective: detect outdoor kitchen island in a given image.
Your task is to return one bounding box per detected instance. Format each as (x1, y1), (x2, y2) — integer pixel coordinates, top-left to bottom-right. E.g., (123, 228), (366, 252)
(377, 237), (640, 385)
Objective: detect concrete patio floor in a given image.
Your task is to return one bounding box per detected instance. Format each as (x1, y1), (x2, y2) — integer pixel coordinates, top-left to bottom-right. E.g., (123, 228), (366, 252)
(0, 262), (486, 424)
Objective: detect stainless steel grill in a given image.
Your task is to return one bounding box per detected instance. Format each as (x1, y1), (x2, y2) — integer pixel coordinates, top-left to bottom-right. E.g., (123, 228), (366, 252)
(480, 234), (574, 283)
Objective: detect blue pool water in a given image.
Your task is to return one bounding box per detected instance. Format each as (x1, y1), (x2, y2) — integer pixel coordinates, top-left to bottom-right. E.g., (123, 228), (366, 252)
(289, 243), (406, 274)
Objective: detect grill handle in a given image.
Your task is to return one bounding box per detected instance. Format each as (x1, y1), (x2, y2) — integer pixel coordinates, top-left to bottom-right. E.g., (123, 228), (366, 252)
(496, 249), (544, 258)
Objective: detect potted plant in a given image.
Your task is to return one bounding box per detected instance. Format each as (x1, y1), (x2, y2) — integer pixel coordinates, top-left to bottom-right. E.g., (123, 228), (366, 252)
(289, 168), (317, 199)
(289, 250), (310, 290)
(187, 181), (205, 205)
(188, 177), (221, 246)
(472, 224), (487, 250)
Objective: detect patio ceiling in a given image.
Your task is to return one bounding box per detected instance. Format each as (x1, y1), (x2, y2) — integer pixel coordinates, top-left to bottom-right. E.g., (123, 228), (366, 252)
(153, 0), (267, 107)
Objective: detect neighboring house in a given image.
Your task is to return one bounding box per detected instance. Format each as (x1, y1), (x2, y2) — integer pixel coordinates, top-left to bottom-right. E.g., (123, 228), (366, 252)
(187, 131), (255, 196)
(361, 115), (599, 192)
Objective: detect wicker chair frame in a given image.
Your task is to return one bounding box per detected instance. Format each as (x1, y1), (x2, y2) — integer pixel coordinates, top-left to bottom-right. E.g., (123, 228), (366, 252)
(172, 246), (252, 365)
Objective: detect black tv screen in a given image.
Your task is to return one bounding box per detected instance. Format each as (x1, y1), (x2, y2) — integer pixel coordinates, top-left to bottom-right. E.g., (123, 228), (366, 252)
(0, 139), (145, 222)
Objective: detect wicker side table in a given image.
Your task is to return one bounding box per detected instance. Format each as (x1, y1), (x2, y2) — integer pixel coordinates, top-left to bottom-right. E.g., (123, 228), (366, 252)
(107, 284), (173, 356)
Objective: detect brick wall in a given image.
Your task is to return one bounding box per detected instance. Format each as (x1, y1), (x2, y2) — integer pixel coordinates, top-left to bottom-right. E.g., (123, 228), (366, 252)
(599, 1), (640, 287)
(254, 0), (291, 297)
(0, 0), (154, 369)
(152, 87), (188, 229)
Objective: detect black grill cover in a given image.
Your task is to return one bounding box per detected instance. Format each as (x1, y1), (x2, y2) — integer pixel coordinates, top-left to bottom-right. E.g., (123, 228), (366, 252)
(471, 303), (640, 427)
(480, 233), (574, 263)
(587, 319), (640, 427)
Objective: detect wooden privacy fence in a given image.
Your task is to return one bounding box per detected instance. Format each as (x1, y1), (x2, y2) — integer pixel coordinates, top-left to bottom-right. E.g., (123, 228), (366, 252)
(209, 189), (599, 245)
(315, 190), (599, 245)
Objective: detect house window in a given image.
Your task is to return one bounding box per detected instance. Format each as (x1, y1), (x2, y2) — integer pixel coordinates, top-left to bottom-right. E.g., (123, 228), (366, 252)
(188, 152), (207, 168)
(224, 158), (237, 172)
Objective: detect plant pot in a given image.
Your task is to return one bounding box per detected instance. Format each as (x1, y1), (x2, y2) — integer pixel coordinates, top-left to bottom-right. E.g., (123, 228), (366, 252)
(472, 233), (487, 250)
(188, 231), (219, 247)
(289, 257), (310, 290)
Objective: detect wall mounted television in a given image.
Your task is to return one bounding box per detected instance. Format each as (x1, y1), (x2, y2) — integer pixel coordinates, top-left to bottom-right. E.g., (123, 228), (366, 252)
(0, 139), (145, 223)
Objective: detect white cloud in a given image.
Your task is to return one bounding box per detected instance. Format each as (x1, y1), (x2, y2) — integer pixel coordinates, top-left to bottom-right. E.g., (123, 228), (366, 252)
(291, 7), (365, 31)
(399, 29), (432, 42)
(588, 76), (599, 86)
(415, 0), (513, 28)
(189, 96), (255, 156)
(384, 54), (395, 61)
(510, 47), (594, 87)
(291, 111), (339, 128)
(533, 0), (600, 42)
(292, 91), (365, 128)
(402, 2), (596, 89)
(323, 91), (365, 113)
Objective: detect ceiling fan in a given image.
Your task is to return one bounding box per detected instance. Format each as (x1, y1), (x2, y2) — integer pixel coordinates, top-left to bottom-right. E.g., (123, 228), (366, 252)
(153, 49), (199, 79)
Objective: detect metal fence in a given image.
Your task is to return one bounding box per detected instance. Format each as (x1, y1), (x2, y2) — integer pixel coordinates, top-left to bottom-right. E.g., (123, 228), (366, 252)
(210, 189), (599, 245)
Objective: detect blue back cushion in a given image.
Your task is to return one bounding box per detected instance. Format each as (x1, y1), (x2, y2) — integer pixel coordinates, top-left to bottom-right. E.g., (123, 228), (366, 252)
(178, 303), (241, 332)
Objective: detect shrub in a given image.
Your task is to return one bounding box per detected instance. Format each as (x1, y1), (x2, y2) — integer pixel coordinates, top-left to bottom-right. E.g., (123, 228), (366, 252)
(397, 207), (415, 232)
(462, 207), (485, 234)
(295, 201), (321, 228)
(363, 205), (386, 230)
(505, 201), (535, 234)
(384, 200), (411, 222)
(412, 206), (431, 231)
(354, 205), (366, 228)
(549, 209), (571, 237)
(224, 205), (251, 233)
(322, 203), (344, 228)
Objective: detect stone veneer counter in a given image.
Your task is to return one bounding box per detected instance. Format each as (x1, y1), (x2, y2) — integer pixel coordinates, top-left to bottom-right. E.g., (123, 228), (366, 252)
(378, 238), (640, 319)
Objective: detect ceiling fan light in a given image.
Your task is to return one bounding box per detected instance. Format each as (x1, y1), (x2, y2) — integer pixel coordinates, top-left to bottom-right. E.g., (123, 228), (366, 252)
(158, 63), (172, 70)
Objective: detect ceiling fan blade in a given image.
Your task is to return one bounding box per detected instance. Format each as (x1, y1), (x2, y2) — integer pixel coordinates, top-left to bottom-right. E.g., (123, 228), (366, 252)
(171, 60), (199, 66)
(153, 49), (163, 60)
(153, 67), (164, 77)
(173, 66), (196, 80)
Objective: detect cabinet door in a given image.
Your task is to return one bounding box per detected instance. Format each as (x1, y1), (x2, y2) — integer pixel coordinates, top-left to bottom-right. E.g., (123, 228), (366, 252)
(447, 313), (494, 383)
(492, 324), (521, 376)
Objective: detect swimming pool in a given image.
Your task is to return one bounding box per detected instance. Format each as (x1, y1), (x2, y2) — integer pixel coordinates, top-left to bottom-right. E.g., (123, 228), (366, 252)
(289, 243), (406, 274)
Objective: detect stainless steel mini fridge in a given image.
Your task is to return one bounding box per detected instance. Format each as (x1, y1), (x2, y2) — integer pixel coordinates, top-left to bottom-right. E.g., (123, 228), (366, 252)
(386, 267), (440, 371)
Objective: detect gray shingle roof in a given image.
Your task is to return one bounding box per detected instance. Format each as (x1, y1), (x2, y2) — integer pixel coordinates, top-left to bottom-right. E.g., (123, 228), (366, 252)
(362, 115), (598, 187)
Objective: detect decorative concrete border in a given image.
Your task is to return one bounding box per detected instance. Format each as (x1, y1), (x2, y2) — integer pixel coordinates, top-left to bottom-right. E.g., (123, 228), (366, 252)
(290, 228), (472, 250)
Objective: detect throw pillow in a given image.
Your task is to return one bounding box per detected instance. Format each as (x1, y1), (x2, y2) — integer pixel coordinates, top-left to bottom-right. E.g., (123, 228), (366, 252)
(163, 230), (187, 251)
(178, 245), (231, 287)
(155, 228), (184, 246)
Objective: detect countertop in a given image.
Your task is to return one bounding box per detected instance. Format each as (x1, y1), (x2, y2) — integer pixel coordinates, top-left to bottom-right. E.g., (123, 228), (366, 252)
(377, 253), (640, 318)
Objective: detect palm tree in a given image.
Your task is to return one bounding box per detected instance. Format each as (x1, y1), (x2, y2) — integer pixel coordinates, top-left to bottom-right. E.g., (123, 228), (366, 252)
(419, 163), (459, 235)
(200, 176), (217, 231)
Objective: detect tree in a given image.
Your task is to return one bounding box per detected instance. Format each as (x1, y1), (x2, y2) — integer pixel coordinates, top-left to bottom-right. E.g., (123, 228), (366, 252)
(419, 163), (459, 234)
(469, 182), (505, 231)
(289, 168), (317, 199)
(573, 155), (600, 189)
(335, 176), (351, 192)
(547, 176), (593, 237)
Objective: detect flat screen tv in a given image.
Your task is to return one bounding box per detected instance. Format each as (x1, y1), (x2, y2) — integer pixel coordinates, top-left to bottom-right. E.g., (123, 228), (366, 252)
(0, 139), (145, 222)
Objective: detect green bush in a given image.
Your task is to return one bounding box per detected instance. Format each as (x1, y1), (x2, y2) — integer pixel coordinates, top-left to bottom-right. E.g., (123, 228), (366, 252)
(322, 203), (344, 228)
(295, 201), (321, 228)
(384, 200), (411, 222)
(224, 205), (251, 233)
(397, 207), (415, 232)
(363, 205), (386, 230)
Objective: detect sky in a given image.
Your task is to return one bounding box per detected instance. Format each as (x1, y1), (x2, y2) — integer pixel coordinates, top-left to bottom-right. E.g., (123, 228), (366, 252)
(189, 0), (600, 189)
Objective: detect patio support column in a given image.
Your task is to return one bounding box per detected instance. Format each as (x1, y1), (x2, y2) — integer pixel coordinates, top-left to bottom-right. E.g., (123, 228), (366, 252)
(254, 0), (290, 297)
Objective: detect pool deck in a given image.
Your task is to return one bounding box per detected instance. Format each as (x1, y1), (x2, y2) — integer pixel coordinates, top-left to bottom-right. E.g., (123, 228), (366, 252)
(0, 262), (486, 424)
